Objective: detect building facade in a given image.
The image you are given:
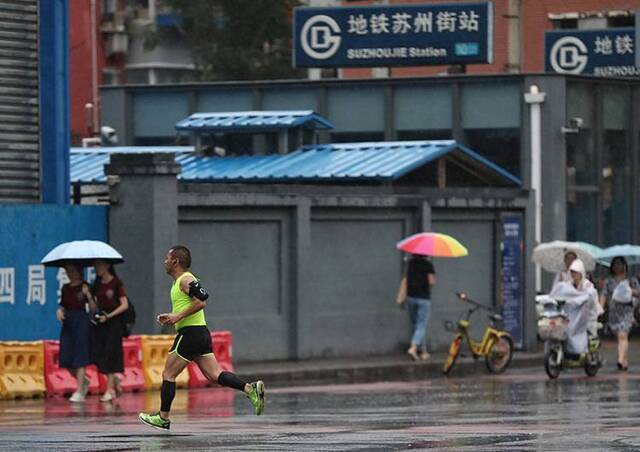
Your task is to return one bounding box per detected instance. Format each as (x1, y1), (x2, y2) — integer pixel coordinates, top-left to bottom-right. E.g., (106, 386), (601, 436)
(100, 73), (640, 249)
(337, 0), (640, 78)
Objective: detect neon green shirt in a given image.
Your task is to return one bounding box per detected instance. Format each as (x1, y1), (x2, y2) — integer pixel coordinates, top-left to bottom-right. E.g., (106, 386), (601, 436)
(171, 272), (206, 331)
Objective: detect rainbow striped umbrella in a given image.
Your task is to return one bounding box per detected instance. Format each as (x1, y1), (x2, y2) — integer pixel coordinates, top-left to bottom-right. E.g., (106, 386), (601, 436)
(397, 232), (468, 258)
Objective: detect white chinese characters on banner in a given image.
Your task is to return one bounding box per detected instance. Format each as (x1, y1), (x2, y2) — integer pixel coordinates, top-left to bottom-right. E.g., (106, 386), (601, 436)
(346, 10), (480, 35)
(458, 11), (479, 32)
(594, 36), (613, 55)
(615, 34), (633, 54)
(0, 268), (15, 304)
(392, 12), (412, 34)
(413, 12), (433, 33)
(370, 13), (389, 34)
(348, 14), (368, 35)
(436, 11), (457, 32)
(595, 34), (634, 55)
(26, 264), (46, 306)
(56, 268), (69, 305)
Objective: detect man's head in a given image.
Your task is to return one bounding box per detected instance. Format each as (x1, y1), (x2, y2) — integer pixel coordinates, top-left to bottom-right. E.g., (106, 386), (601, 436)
(164, 245), (191, 274)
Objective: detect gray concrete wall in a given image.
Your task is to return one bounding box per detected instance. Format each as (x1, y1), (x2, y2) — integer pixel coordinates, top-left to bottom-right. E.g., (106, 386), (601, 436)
(107, 154), (533, 361)
(106, 153), (181, 334)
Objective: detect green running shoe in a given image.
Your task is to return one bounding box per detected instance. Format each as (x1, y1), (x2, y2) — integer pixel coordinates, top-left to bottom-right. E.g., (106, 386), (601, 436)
(247, 380), (265, 415)
(138, 412), (170, 431)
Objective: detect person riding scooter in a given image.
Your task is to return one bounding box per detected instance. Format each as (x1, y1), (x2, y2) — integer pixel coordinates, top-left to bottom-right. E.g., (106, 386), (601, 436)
(548, 259), (602, 358)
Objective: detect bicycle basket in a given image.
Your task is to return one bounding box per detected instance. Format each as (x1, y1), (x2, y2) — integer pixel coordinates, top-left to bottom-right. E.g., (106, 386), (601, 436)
(537, 316), (569, 341)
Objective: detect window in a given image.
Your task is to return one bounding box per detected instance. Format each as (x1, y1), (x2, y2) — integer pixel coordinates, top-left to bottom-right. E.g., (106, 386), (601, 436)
(464, 129), (520, 176)
(608, 15), (634, 28)
(566, 83), (597, 242)
(567, 192), (598, 243)
(397, 130), (452, 141)
(126, 68), (150, 84)
(602, 86), (632, 245)
(330, 132), (384, 143)
(154, 68), (197, 84)
(553, 19), (578, 29)
(461, 83), (521, 177)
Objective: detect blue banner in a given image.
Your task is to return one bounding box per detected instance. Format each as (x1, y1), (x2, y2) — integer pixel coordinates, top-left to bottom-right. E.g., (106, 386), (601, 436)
(0, 205), (108, 340)
(293, 2), (493, 68)
(501, 215), (523, 349)
(545, 28), (639, 77)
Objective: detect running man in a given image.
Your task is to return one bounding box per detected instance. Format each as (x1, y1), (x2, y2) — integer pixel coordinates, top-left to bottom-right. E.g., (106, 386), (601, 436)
(139, 245), (265, 431)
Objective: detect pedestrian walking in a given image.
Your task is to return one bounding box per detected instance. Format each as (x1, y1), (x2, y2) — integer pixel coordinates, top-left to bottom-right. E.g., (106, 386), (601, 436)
(56, 263), (94, 403)
(91, 259), (128, 402)
(397, 254), (435, 361)
(139, 245), (265, 431)
(599, 256), (640, 371)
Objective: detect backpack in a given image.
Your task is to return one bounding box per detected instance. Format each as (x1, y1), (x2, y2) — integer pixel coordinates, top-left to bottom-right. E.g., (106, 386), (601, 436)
(121, 296), (136, 337)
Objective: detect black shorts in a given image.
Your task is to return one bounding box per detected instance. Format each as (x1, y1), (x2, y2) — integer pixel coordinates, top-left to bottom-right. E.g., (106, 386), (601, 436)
(169, 325), (213, 362)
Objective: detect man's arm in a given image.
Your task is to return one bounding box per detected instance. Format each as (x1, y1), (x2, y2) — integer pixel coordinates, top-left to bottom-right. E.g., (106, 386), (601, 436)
(428, 273), (436, 287)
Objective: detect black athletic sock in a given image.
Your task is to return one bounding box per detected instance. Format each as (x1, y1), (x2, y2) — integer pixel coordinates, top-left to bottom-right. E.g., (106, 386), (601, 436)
(160, 380), (176, 413)
(217, 371), (247, 391)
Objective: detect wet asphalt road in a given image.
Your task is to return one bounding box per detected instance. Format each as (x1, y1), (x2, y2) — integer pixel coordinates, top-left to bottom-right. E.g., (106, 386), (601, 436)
(1, 365), (640, 451)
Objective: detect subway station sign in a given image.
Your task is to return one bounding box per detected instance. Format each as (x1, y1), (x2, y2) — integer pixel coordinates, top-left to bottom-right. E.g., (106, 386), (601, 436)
(293, 2), (493, 68)
(545, 28), (639, 77)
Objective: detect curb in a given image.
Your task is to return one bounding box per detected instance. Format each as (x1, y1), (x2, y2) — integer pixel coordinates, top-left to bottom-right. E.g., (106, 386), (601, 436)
(236, 352), (546, 387)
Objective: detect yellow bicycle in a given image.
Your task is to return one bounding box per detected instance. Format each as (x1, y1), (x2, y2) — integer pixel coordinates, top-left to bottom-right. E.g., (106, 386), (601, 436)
(443, 292), (514, 375)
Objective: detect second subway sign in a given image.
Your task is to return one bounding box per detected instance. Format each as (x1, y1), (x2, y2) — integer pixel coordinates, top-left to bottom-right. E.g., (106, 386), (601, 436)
(293, 2), (494, 68)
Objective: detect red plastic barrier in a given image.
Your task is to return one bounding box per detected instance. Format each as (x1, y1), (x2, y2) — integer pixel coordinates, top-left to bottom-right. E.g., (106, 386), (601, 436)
(212, 331), (234, 372)
(187, 361), (211, 388)
(187, 331), (234, 388)
(84, 365), (101, 395)
(43, 340), (80, 397)
(118, 336), (145, 392)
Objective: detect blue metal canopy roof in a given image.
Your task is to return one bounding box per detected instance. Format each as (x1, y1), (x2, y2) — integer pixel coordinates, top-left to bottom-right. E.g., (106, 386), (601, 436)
(175, 110), (334, 133)
(70, 141), (520, 186)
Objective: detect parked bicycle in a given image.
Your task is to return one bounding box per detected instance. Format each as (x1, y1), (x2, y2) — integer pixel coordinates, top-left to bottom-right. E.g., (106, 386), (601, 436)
(443, 292), (514, 375)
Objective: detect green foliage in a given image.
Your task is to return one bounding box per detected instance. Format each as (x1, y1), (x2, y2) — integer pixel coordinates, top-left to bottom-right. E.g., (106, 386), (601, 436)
(162, 0), (303, 81)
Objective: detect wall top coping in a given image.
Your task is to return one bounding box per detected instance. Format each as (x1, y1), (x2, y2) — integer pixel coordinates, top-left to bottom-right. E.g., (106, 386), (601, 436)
(105, 152), (182, 176)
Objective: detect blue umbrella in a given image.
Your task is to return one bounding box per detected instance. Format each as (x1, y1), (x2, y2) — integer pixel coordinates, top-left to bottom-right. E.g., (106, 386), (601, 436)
(596, 244), (640, 266)
(575, 241), (609, 267)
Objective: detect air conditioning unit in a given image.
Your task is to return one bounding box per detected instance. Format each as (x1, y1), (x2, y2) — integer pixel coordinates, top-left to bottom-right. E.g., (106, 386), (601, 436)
(105, 33), (128, 56)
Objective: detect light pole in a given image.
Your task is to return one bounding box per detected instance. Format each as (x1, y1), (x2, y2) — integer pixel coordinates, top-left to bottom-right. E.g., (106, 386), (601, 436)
(524, 84), (546, 292)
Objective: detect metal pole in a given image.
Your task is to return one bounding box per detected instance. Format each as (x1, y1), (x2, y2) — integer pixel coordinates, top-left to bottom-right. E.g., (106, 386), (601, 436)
(90, 0), (99, 134)
(524, 85), (546, 292)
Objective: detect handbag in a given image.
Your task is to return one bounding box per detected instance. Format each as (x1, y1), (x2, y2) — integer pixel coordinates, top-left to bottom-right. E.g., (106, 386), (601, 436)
(396, 276), (407, 305)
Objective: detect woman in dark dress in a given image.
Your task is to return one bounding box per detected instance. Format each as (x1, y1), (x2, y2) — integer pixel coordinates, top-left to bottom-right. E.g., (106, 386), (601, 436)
(92, 259), (129, 402)
(56, 263), (94, 403)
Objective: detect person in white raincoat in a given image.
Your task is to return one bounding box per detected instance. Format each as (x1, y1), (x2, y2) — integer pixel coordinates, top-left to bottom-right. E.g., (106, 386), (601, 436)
(549, 259), (602, 355)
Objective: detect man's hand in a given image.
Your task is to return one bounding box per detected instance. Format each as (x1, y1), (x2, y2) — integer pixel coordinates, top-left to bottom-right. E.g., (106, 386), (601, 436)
(156, 313), (180, 325)
(56, 307), (65, 323)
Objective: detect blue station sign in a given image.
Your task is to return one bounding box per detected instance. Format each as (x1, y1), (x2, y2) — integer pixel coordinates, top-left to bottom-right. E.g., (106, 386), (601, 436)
(545, 28), (639, 77)
(293, 2), (493, 68)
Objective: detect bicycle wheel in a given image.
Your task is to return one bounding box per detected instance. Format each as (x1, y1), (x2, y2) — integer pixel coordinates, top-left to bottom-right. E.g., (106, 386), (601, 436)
(544, 347), (561, 379)
(584, 351), (600, 377)
(443, 336), (462, 375)
(485, 335), (513, 374)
